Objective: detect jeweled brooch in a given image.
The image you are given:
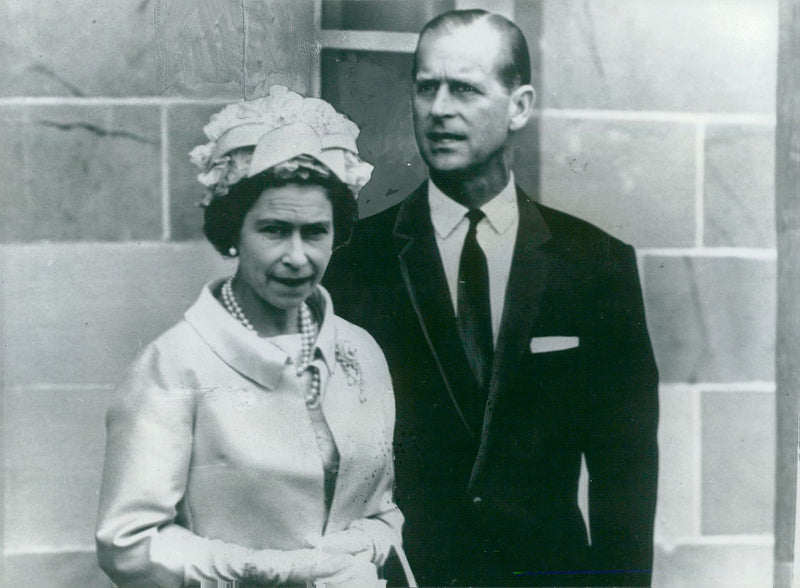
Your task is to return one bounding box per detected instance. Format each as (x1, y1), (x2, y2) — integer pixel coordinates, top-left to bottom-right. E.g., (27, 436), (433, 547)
(335, 340), (366, 402)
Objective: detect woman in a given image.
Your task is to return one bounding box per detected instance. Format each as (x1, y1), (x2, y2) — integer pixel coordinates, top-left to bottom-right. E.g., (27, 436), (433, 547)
(96, 85), (402, 587)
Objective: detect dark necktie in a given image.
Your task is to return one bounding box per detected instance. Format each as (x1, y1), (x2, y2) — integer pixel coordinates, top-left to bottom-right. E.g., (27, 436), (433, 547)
(457, 209), (494, 389)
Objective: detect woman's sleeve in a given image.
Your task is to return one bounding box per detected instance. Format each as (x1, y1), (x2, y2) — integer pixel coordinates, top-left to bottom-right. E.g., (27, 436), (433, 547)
(346, 338), (404, 566)
(95, 347), (313, 587)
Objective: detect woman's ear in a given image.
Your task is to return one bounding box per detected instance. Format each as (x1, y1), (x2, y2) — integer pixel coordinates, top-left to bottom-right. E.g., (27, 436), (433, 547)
(508, 84), (536, 132)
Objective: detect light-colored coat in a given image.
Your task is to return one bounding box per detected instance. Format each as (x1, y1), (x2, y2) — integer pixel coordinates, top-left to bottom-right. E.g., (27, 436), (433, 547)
(96, 282), (402, 587)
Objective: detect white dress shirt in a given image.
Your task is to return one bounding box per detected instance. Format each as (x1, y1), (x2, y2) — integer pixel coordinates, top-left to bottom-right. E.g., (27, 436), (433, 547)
(428, 173), (519, 343)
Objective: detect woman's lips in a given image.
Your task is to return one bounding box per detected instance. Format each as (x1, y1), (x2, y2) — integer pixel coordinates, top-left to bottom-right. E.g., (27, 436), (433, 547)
(272, 276), (312, 288)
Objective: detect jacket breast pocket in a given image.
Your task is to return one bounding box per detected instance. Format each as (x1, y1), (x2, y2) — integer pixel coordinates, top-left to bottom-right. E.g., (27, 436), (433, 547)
(519, 338), (594, 396)
(529, 336), (579, 354)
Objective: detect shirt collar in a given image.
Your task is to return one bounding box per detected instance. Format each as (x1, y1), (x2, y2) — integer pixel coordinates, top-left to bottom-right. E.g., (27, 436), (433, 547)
(428, 172), (518, 238)
(184, 280), (337, 389)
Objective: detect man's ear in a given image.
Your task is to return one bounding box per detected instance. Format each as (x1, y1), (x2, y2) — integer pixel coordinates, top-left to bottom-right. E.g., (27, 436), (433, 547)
(508, 84), (536, 132)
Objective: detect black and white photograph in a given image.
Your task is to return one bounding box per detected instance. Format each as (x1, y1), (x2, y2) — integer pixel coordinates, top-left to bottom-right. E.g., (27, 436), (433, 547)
(1, 1), (796, 586)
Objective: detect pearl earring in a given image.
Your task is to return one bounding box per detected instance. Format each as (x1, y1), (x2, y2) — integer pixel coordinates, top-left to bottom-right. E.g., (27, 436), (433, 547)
(228, 247), (238, 256)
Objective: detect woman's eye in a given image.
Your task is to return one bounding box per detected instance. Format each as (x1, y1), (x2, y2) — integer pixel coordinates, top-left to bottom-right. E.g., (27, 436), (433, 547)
(260, 225), (287, 236)
(303, 225), (330, 240)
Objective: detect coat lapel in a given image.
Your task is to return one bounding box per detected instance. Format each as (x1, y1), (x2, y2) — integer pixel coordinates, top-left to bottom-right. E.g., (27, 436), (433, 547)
(468, 188), (553, 490)
(394, 184), (485, 439)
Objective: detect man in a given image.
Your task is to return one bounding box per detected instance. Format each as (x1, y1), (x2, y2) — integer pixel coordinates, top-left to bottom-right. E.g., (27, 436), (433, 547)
(325, 9), (658, 587)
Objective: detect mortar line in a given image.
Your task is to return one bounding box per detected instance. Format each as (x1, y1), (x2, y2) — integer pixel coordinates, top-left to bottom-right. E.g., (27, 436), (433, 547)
(695, 122), (706, 247)
(640, 247), (776, 259)
(660, 382), (776, 393)
(8, 383), (116, 393)
(692, 386), (703, 537)
(160, 105), (171, 241)
(241, 0), (247, 99)
(0, 97), (235, 106)
(3, 545), (97, 556)
(537, 108), (776, 126)
(656, 534), (774, 548)
(0, 97), (777, 126)
(311, 0), (322, 98)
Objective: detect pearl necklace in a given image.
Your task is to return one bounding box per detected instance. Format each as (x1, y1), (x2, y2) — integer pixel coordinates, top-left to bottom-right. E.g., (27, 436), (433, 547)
(298, 302), (321, 407)
(221, 277), (254, 331)
(221, 276), (321, 407)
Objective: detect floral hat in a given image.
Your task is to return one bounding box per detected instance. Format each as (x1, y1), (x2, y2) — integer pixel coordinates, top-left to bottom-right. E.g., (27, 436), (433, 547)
(190, 85), (373, 207)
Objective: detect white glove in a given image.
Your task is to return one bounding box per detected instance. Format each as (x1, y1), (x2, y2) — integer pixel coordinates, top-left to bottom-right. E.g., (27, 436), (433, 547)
(312, 555), (380, 588)
(245, 548), (355, 585)
(314, 527), (375, 562)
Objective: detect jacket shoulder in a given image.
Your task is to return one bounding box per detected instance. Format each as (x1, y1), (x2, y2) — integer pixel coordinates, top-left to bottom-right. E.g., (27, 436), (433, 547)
(120, 320), (209, 388)
(325, 202), (404, 293)
(348, 203), (403, 249)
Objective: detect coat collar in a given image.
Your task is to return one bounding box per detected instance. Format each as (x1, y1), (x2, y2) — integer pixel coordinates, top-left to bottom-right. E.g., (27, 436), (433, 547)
(393, 182), (555, 483)
(393, 184), (483, 437)
(392, 182), (554, 444)
(184, 280), (338, 390)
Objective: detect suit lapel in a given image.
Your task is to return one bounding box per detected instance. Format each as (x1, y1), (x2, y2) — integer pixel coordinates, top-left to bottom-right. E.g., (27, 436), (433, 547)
(469, 188), (553, 490)
(394, 184), (485, 439)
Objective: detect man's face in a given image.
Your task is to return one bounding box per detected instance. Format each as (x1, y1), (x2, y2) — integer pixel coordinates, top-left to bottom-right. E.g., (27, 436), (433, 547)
(412, 24), (514, 177)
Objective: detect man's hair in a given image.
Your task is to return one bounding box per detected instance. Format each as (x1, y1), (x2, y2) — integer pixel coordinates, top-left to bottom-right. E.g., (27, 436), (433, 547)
(412, 9), (531, 89)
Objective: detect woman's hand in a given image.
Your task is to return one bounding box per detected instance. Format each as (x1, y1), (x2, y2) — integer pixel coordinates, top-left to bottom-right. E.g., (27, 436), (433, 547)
(314, 526), (376, 562)
(247, 547), (379, 586)
(243, 548), (346, 584)
(310, 555), (380, 588)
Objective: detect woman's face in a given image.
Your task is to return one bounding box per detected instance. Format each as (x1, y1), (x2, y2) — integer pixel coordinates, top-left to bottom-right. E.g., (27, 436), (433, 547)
(236, 182), (334, 313)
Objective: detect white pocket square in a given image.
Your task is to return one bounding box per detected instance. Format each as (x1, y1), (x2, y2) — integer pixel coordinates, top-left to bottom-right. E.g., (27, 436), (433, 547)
(529, 336), (580, 354)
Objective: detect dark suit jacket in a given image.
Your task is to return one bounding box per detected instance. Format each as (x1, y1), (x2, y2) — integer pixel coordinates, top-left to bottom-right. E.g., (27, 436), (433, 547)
(324, 183), (659, 587)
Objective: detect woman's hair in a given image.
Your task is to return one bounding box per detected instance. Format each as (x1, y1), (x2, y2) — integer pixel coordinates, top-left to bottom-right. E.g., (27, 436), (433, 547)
(203, 168), (358, 257)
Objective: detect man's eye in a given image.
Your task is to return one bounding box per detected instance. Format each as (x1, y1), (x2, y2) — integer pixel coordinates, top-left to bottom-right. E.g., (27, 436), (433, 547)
(453, 83), (477, 94)
(416, 81), (437, 95)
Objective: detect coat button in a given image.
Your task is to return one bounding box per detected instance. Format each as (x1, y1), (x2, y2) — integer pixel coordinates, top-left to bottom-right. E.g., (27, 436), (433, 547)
(472, 496), (482, 504)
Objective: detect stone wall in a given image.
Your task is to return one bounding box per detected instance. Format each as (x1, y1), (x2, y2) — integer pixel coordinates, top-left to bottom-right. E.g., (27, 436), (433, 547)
(0, 1), (777, 586)
(539, 2), (777, 586)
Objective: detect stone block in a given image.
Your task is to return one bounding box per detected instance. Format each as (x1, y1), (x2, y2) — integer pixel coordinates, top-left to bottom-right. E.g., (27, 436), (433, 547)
(3, 551), (108, 588)
(0, 104), (161, 242)
(4, 388), (109, 472)
(652, 541), (771, 587)
(540, 118), (695, 248)
(541, 0), (777, 113)
(153, 0), (244, 98)
(704, 125), (776, 247)
(1, 242), (233, 388)
(643, 256), (776, 383)
(244, 0), (317, 98)
(321, 50), (427, 218)
(0, 0), (157, 97)
(702, 391), (775, 534)
(654, 386), (698, 540)
(167, 103), (227, 240)
(4, 468), (101, 549)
